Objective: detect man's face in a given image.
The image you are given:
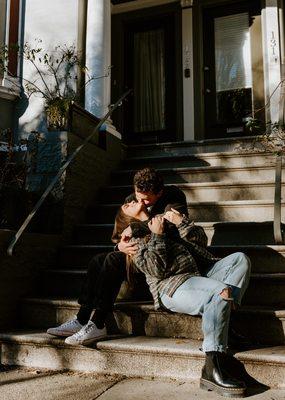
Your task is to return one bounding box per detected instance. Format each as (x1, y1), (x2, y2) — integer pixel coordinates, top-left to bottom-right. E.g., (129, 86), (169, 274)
(135, 188), (162, 207)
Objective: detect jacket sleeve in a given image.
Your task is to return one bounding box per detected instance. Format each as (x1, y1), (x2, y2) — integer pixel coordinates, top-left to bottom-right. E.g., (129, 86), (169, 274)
(177, 216), (208, 248)
(132, 233), (168, 279)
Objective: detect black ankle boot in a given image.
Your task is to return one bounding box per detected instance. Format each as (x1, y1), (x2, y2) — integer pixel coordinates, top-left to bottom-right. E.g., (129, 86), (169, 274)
(200, 352), (246, 398)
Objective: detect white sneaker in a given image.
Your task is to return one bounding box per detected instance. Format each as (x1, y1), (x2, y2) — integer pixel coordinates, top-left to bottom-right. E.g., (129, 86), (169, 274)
(47, 318), (82, 337)
(65, 321), (107, 345)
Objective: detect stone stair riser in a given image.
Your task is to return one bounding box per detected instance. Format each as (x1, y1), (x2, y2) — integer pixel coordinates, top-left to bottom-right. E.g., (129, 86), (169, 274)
(122, 153), (276, 170)
(58, 246), (285, 272)
(112, 168), (277, 185)
(21, 301), (285, 345)
(74, 223), (279, 246)
(125, 138), (267, 157)
(87, 203), (282, 223)
(0, 340), (207, 380)
(1, 338), (285, 387)
(99, 184), (284, 203)
(41, 269), (285, 307)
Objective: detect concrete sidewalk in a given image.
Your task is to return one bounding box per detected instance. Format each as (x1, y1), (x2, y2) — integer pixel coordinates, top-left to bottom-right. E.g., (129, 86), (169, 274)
(0, 366), (285, 400)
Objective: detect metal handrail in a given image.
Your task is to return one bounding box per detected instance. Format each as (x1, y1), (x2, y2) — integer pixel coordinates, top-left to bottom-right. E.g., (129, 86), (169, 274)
(7, 89), (132, 256)
(273, 154), (284, 244)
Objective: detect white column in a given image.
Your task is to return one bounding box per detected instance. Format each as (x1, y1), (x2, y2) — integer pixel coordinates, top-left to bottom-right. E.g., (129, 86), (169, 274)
(181, 3), (194, 140)
(262, 0), (282, 124)
(85, 0), (111, 118)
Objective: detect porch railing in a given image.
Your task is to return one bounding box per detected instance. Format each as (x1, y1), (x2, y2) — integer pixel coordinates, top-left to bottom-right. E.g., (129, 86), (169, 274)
(274, 155), (284, 244)
(7, 89), (132, 256)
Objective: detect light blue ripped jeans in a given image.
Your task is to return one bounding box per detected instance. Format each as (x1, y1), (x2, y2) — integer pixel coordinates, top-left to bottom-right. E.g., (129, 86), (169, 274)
(159, 252), (251, 353)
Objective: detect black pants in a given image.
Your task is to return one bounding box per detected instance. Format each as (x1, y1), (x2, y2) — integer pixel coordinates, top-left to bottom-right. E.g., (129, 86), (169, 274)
(78, 251), (127, 313)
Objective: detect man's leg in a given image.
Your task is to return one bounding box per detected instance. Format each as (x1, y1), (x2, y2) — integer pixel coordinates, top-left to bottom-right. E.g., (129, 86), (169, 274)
(204, 252), (251, 306)
(47, 251), (127, 338)
(77, 252), (111, 324)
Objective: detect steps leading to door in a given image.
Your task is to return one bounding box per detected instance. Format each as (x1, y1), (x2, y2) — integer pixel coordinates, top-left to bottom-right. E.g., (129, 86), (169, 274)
(99, 181), (284, 203)
(1, 332), (285, 387)
(74, 221), (282, 245)
(1, 137), (285, 387)
(58, 244), (285, 271)
(112, 164), (278, 184)
(124, 136), (266, 157)
(21, 298), (285, 346)
(87, 200), (285, 223)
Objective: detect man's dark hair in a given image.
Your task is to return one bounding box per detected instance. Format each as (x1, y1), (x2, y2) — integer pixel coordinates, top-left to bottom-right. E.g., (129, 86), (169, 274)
(133, 168), (164, 194)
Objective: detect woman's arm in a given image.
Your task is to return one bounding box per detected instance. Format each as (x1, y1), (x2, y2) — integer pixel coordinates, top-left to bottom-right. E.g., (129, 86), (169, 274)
(132, 233), (169, 279)
(164, 209), (208, 248)
(132, 216), (169, 279)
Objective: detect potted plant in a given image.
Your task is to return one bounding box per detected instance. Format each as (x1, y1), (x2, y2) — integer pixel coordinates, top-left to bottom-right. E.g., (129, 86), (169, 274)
(0, 40), (109, 130)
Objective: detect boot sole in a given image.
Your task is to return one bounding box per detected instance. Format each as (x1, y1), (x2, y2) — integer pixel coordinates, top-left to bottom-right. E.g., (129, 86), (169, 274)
(200, 378), (246, 398)
(47, 330), (79, 337)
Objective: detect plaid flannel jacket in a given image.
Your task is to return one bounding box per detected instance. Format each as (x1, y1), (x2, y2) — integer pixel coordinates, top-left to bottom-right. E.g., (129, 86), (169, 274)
(132, 217), (220, 309)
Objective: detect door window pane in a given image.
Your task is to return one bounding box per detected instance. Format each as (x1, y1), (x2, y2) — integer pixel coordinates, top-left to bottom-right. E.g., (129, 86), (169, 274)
(214, 13), (253, 124)
(133, 29), (166, 133)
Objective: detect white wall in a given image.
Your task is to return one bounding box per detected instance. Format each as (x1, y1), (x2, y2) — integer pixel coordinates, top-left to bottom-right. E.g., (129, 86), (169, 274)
(18, 0), (79, 136)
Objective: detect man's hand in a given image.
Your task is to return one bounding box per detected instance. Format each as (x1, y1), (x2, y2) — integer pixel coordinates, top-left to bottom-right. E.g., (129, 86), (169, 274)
(163, 208), (183, 226)
(118, 233), (138, 255)
(148, 215), (164, 235)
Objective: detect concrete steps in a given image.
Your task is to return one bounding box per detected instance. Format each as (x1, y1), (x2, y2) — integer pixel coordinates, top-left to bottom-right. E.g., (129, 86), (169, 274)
(124, 136), (265, 157)
(99, 181), (285, 203)
(21, 298), (285, 346)
(58, 244), (285, 272)
(3, 137), (284, 385)
(39, 267), (285, 307)
(111, 165), (279, 185)
(74, 221), (281, 246)
(87, 200), (285, 223)
(122, 151), (276, 169)
(1, 332), (285, 387)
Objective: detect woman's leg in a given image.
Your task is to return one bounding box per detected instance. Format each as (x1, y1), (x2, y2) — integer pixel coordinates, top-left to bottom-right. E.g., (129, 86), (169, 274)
(160, 276), (231, 352)
(160, 277), (246, 397)
(204, 252), (251, 306)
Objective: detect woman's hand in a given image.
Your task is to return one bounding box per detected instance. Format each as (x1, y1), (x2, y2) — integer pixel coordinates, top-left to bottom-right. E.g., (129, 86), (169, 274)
(148, 215), (164, 235)
(163, 208), (183, 225)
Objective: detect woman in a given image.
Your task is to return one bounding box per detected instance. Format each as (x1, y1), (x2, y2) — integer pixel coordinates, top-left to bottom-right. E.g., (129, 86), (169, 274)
(113, 201), (251, 397)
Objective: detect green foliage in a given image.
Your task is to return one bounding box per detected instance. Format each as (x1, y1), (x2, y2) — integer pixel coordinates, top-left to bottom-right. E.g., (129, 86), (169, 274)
(244, 117), (265, 135)
(0, 39), (110, 130)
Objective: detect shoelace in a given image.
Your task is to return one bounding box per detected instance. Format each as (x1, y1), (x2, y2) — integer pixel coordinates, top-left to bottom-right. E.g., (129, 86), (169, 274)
(62, 319), (78, 328)
(72, 322), (94, 340)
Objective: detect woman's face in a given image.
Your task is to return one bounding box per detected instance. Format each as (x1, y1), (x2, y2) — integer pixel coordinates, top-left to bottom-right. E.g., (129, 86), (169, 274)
(121, 200), (145, 218)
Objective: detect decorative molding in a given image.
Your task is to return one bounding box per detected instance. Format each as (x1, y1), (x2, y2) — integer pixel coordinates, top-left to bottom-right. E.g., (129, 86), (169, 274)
(111, 0), (177, 14)
(180, 0), (193, 8)
(0, 76), (20, 100)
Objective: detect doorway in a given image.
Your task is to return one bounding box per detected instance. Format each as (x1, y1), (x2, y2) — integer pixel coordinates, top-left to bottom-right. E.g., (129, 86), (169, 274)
(111, 5), (183, 144)
(203, 1), (265, 139)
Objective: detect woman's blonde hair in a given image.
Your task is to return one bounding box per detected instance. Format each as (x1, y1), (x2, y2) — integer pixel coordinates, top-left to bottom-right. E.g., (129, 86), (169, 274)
(111, 206), (139, 287)
(111, 206), (138, 243)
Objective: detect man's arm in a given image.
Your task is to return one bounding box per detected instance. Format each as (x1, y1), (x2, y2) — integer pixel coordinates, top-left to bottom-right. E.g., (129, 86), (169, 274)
(151, 186), (188, 217)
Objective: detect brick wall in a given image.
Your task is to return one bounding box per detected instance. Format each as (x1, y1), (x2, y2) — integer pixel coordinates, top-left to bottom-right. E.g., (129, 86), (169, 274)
(0, 230), (60, 329)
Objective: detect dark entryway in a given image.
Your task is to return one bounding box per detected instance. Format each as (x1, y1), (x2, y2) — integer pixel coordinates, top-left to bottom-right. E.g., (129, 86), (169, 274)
(111, 4), (183, 144)
(203, 0), (265, 139)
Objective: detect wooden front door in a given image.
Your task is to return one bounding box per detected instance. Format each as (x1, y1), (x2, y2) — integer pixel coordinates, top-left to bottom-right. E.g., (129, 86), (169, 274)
(112, 5), (182, 144)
